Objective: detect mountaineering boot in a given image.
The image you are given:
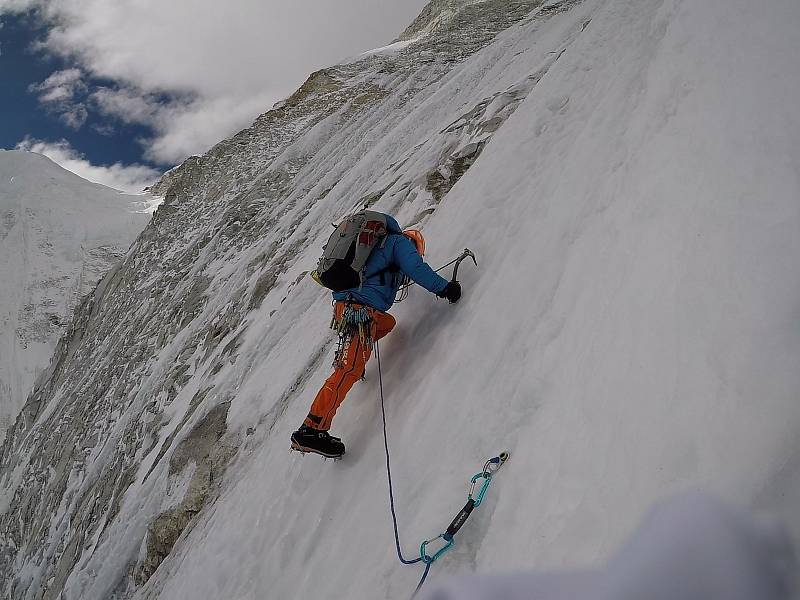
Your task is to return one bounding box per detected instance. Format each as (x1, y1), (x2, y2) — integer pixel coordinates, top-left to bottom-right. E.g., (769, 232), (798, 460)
(291, 425), (345, 458)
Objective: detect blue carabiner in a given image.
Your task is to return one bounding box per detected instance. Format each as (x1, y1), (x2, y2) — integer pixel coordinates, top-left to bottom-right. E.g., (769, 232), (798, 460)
(469, 472), (493, 508)
(420, 534), (454, 564)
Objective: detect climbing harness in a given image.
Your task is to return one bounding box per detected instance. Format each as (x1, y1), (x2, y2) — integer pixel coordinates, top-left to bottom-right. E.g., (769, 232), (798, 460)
(330, 302), (374, 369)
(328, 246), (478, 367)
(376, 339), (509, 598)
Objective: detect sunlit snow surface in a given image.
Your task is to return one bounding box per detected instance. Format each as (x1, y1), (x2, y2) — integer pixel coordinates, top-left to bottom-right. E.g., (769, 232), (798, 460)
(129, 195), (165, 215)
(3, 0), (799, 598)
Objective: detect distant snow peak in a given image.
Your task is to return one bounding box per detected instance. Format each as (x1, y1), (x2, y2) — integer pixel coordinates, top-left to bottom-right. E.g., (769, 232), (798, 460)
(0, 150), (151, 444)
(13, 139), (162, 193)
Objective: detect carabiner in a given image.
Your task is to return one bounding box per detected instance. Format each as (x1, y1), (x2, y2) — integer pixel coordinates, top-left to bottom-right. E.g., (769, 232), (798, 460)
(420, 534), (454, 564)
(482, 451), (510, 477)
(469, 472), (493, 508)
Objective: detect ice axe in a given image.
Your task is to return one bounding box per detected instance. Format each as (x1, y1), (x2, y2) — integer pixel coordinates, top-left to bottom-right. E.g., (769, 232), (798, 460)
(450, 248), (477, 283)
(398, 249), (477, 296)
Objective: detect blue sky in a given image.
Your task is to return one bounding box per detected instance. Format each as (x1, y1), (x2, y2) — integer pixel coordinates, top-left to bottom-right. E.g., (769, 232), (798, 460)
(1, 13), (159, 168)
(0, 0), (429, 192)
(1, 11), (164, 190)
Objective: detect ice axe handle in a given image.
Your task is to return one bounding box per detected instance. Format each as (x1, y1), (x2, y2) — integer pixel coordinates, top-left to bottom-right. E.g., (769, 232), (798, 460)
(451, 249), (477, 283)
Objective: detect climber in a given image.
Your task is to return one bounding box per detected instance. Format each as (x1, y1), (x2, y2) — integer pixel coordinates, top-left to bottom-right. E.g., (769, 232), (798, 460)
(291, 211), (462, 458)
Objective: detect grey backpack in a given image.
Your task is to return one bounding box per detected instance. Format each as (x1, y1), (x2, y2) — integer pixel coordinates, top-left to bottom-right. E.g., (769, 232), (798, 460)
(312, 210), (389, 292)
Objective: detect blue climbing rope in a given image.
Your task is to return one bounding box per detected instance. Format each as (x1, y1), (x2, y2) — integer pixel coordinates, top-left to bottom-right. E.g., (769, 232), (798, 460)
(376, 340), (432, 596)
(375, 339), (509, 598)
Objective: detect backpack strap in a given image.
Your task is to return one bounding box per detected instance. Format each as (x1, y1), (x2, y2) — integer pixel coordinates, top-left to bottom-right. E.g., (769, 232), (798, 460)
(363, 231), (403, 284)
(366, 263), (400, 286)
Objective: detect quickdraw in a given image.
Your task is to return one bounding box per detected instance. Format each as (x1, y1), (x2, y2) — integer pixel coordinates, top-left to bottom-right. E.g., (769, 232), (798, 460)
(418, 452), (510, 565)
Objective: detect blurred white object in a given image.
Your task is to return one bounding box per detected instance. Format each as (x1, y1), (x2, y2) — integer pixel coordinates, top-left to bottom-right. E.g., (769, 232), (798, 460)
(421, 493), (797, 600)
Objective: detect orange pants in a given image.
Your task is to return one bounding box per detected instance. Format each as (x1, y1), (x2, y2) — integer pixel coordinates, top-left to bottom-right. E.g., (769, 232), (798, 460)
(305, 302), (396, 431)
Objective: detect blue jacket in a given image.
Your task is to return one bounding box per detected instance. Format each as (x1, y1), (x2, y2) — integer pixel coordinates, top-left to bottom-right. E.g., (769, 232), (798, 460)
(332, 215), (448, 312)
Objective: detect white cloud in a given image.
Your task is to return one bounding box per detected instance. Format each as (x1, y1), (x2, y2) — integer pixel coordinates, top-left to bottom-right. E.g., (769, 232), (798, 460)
(2, 0), (431, 165)
(0, 0), (37, 11)
(60, 103), (87, 128)
(140, 92), (280, 164)
(16, 137), (161, 192)
(28, 67), (89, 129)
(31, 67), (84, 95)
(91, 122), (116, 136)
(90, 87), (163, 126)
(88, 87), (274, 163)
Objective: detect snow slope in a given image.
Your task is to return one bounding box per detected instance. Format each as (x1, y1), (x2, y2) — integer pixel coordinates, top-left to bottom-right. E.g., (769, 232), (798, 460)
(138, 0), (800, 597)
(1, 0), (799, 598)
(141, 0), (800, 596)
(0, 150), (151, 442)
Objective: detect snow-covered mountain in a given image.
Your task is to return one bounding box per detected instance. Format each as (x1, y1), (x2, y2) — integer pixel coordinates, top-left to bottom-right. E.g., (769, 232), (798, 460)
(1, 0), (799, 599)
(0, 150), (152, 443)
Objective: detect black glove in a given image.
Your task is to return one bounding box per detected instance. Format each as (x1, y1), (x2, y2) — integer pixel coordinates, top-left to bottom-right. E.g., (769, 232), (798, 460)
(437, 281), (462, 303)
